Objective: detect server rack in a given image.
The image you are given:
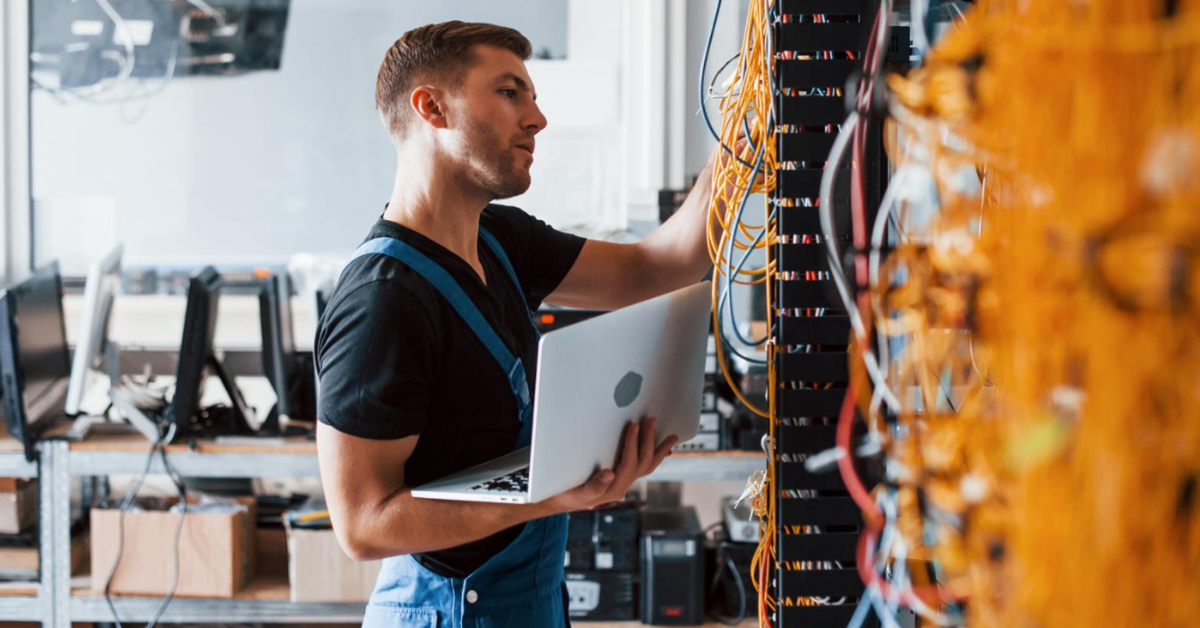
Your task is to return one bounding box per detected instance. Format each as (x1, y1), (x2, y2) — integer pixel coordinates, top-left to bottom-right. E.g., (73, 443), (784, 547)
(770, 1), (906, 625)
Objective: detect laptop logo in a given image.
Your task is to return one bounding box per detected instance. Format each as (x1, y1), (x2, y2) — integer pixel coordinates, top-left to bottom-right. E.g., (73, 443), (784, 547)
(613, 371), (643, 408)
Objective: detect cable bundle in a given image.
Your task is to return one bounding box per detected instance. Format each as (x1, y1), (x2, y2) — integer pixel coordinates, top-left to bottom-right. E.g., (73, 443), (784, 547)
(864, 1), (1200, 627)
(701, 0), (779, 623)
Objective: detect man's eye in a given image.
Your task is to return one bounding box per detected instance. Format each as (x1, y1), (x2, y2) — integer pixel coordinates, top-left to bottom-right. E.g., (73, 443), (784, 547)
(500, 89), (517, 99)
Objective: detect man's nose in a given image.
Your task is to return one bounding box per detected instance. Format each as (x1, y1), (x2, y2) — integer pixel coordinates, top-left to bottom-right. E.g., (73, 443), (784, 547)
(526, 103), (548, 134)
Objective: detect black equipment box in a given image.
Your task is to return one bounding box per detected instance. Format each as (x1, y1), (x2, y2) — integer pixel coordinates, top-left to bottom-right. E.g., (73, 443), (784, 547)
(640, 506), (705, 625)
(564, 570), (637, 621)
(566, 510), (595, 571)
(566, 502), (640, 572)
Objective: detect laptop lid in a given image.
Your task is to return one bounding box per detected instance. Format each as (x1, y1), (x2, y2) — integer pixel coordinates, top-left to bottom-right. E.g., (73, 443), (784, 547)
(526, 281), (712, 503)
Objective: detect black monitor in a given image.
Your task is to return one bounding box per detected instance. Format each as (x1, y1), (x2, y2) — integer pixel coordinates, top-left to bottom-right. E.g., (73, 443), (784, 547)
(258, 273), (308, 435)
(168, 267), (252, 436)
(0, 263), (72, 461)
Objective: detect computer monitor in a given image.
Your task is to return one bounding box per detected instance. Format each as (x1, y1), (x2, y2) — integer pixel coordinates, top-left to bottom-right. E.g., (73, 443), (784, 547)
(168, 267), (252, 436)
(0, 263), (72, 461)
(258, 273), (308, 435)
(65, 245), (122, 416)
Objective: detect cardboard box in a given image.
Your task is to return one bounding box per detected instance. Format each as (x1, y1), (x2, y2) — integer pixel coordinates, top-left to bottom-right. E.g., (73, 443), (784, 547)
(90, 496), (256, 598)
(0, 533), (89, 580)
(0, 480), (37, 534)
(286, 526), (380, 602)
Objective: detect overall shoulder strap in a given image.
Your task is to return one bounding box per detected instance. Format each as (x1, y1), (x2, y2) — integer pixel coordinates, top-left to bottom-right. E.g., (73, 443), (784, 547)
(478, 226), (542, 344)
(478, 227), (526, 303)
(350, 237), (532, 418)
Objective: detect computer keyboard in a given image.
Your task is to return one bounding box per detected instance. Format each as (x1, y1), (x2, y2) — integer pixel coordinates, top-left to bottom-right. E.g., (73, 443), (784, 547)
(471, 466), (530, 493)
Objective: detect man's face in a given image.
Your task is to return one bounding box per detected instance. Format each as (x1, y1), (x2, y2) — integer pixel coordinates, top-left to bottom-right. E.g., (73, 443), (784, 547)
(446, 45), (547, 200)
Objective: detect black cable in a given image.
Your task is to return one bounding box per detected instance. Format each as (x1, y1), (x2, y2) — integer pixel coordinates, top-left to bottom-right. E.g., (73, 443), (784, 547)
(725, 554), (748, 625)
(102, 430), (163, 628)
(707, 53), (741, 98)
(939, 376), (958, 414)
(146, 440), (188, 628)
(705, 546), (736, 626)
(102, 423), (184, 628)
(705, 542), (749, 627)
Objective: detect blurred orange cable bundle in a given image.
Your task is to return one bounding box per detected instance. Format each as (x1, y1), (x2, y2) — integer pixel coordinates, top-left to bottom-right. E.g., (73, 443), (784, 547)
(874, 1), (1200, 627)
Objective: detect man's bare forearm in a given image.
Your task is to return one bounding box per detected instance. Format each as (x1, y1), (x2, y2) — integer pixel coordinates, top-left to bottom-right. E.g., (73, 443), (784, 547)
(637, 162), (717, 290)
(344, 488), (560, 561)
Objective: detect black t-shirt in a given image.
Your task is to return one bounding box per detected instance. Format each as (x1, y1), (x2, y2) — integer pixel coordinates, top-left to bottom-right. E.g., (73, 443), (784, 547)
(315, 204), (585, 578)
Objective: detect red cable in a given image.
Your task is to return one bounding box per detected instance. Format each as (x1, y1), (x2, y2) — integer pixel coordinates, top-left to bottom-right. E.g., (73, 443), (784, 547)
(836, 368), (878, 517)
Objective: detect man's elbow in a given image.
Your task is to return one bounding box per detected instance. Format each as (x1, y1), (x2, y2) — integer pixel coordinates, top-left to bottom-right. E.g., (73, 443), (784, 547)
(334, 524), (390, 562)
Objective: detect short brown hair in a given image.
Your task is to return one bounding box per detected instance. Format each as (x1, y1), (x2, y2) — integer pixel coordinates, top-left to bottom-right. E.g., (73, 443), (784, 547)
(375, 21), (532, 140)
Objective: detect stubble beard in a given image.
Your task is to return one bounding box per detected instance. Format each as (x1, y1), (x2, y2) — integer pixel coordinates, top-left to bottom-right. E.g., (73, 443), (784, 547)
(464, 118), (531, 200)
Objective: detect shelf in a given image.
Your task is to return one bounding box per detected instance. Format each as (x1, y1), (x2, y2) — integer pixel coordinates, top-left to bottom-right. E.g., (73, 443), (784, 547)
(71, 575), (756, 626)
(67, 432), (764, 482)
(71, 575), (367, 623)
(0, 597), (41, 621)
(0, 582), (40, 621)
(0, 429), (39, 478)
(650, 451), (765, 482)
(0, 452), (37, 478)
(0, 584), (38, 597)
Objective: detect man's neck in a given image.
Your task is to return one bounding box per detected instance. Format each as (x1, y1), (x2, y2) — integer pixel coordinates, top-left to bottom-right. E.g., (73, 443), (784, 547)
(382, 152), (491, 268)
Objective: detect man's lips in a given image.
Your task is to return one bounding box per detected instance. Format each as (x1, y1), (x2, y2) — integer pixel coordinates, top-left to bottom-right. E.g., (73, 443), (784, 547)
(515, 142), (534, 156)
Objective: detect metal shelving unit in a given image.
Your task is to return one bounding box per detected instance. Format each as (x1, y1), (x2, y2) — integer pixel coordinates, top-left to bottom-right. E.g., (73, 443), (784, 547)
(66, 446), (765, 482)
(0, 448), (42, 622)
(1, 437), (765, 628)
(70, 577), (367, 624)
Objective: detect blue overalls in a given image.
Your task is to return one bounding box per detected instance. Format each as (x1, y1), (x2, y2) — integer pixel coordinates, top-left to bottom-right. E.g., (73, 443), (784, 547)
(349, 227), (570, 628)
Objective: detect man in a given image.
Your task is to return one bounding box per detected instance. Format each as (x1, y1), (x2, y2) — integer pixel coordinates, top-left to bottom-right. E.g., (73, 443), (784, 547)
(316, 21), (721, 628)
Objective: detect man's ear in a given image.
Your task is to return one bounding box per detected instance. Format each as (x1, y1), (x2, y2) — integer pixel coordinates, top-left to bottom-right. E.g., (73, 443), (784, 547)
(410, 85), (449, 130)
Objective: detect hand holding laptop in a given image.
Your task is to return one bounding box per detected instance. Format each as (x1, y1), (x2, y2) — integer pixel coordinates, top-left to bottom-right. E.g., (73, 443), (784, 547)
(410, 282), (711, 505)
(543, 416), (679, 513)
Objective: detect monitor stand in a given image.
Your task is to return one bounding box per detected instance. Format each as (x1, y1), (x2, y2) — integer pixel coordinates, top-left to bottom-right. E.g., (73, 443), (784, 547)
(258, 404), (311, 438)
(174, 353), (256, 438)
(206, 353), (254, 431)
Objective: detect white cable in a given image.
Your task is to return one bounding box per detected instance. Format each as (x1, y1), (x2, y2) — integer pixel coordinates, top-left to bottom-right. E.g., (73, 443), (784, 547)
(911, 0), (931, 58)
(819, 112), (902, 412)
(93, 0), (136, 92)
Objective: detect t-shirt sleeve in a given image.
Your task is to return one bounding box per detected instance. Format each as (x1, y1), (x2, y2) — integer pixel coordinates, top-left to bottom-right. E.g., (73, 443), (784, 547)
(315, 278), (439, 440)
(483, 205), (586, 309)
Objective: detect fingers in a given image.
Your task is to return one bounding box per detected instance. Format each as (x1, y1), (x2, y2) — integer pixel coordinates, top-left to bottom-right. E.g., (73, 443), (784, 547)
(585, 468), (616, 496)
(638, 417), (657, 474)
(550, 467), (615, 514)
(612, 421), (640, 487)
(650, 435), (679, 473)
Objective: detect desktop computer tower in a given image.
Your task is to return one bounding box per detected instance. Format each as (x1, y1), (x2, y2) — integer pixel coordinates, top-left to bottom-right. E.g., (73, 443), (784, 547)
(640, 506), (705, 625)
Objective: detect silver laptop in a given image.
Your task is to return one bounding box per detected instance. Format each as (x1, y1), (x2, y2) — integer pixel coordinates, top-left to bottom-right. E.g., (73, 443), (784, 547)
(411, 281), (712, 504)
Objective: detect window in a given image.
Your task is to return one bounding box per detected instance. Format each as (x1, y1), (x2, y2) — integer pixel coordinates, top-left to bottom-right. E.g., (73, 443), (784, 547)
(30, 0), (568, 276)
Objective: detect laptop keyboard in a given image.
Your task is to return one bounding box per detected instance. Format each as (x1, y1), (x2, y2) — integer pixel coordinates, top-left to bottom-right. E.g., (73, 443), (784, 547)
(471, 466), (530, 493)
